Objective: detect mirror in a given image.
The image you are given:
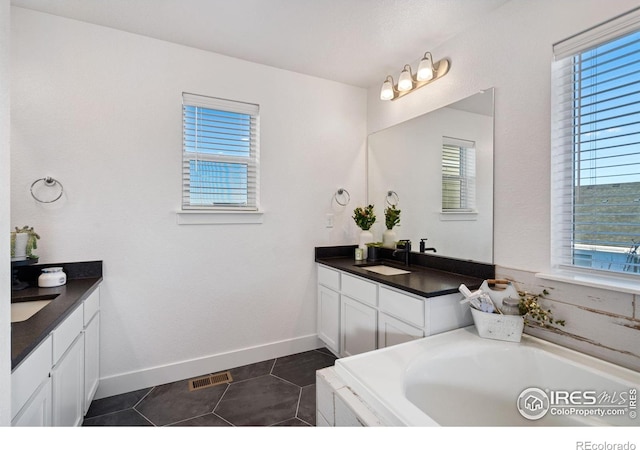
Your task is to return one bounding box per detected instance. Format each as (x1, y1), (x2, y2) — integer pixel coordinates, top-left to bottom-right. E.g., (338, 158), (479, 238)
(367, 88), (494, 263)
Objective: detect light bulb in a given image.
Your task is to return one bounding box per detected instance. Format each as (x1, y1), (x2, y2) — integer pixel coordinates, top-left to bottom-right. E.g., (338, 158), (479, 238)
(380, 76), (394, 101)
(417, 52), (434, 81)
(397, 65), (413, 91)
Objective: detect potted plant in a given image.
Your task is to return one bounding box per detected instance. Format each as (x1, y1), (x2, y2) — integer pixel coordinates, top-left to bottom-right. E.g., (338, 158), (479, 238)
(382, 205), (401, 248)
(353, 205), (376, 259)
(11, 226), (40, 261)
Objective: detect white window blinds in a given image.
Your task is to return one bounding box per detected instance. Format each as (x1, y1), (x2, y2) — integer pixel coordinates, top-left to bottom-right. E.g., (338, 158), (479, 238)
(442, 137), (476, 212)
(551, 8), (640, 275)
(182, 93), (260, 211)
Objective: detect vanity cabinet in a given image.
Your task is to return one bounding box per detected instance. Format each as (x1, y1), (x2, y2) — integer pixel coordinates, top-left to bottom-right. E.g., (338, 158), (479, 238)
(11, 284), (101, 427)
(316, 264), (471, 357)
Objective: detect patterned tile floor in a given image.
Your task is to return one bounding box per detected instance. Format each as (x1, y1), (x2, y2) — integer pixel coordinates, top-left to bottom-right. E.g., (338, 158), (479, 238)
(82, 348), (337, 427)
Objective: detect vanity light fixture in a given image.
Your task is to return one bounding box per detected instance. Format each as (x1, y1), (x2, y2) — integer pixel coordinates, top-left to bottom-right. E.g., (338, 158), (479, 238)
(379, 52), (450, 101)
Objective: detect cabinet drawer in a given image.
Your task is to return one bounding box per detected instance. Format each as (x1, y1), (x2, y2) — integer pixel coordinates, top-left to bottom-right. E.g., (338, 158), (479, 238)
(83, 287), (100, 326)
(52, 305), (83, 365)
(12, 335), (52, 418)
(318, 265), (340, 291)
(341, 274), (377, 306)
(379, 286), (425, 327)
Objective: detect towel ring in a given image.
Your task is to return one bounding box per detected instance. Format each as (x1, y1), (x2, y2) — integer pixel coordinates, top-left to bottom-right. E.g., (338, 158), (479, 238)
(30, 177), (64, 203)
(333, 188), (351, 207)
(386, 190), (399, 206)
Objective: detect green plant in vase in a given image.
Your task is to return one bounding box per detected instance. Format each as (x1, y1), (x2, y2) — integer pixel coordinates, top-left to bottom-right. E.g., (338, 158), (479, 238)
(353, 205), (376, 259)
(352, 205), (376, 231)
(11, 226), (40, 259)
(383, 205), (401, 248)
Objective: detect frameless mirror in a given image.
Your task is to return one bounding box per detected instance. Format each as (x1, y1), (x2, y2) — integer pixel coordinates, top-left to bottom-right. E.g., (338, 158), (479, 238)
(367, 88), (494, 263)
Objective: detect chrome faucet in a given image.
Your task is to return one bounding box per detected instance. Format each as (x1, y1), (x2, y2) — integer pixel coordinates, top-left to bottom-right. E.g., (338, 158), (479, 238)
(393, 240), (412, 266)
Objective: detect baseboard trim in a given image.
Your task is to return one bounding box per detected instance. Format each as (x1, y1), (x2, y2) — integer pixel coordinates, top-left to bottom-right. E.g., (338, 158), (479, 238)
(95, 334), (324, 399)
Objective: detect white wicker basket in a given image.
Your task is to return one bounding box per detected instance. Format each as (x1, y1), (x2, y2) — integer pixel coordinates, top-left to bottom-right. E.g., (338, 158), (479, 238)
(470, 308), (524, 343)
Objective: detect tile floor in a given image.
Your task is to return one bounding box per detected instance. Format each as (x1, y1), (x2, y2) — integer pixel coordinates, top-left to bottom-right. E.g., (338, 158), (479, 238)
(82, 348), (337, 427)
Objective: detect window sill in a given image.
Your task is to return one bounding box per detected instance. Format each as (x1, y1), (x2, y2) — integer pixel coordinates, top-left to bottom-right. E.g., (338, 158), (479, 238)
(536, 270), (640, 295)
(439, 211), (478, 221)
(176, 210), (264, 225)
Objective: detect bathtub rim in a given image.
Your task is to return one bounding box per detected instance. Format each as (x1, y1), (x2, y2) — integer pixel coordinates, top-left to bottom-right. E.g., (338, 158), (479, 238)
(333, 326), (640, 426)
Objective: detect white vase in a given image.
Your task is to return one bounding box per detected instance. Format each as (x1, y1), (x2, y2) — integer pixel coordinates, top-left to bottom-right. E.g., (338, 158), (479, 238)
(358, 230), (373, 259)
(382, 229), (397, 248)
(12, 233), (29, 260)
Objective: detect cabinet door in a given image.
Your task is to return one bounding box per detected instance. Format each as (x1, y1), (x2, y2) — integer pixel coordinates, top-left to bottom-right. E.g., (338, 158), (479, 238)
(317, 286), (340, 354)
(52, 334), (84, 427)
(378, 312), (424, 349)
(341, 296), (376, 357)
(12, 377), (52, 427)
(84, 311), (100, 414)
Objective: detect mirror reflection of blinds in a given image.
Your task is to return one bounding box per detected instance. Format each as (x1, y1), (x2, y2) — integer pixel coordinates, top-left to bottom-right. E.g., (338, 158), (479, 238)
(442, 137), (476, 211)
(182, 93), (259, 210)
(552, 10), (640, 275)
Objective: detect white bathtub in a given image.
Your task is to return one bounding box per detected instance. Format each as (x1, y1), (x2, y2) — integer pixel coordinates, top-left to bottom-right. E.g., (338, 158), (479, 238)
(334, 327), (640, 426)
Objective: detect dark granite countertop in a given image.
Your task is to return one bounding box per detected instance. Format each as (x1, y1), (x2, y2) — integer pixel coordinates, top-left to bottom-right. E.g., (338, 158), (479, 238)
(315, 246), (492, 299)
(11, 261), (103, 370)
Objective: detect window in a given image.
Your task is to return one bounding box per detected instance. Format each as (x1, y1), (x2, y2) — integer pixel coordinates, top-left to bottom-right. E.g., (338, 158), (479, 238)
(442, 137), (476, 212)
(551, 9), (640, 276)
(182, 93), (259, 211)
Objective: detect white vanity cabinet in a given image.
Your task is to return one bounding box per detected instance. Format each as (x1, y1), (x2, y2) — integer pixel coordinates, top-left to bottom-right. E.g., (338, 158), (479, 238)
(316, 264), (472, 357)
(11, 284), (101, 427)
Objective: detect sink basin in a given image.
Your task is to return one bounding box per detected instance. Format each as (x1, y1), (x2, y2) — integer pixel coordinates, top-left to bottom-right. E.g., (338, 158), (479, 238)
(11, 294), (58, 323)
(362, 265), (411, 276)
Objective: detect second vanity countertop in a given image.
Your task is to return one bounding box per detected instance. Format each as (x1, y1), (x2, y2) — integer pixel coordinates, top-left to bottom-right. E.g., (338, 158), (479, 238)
(315, 245), (493, 299)
(11, 261), (103, 370)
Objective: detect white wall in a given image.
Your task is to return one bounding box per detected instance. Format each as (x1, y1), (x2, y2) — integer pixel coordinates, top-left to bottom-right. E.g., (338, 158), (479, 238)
(368, 0), (640, 371)
(10, 7), (367, 396)
(0, 0), (12, 426)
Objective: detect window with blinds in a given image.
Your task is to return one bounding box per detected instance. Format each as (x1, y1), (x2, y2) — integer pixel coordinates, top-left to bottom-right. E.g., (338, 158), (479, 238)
(551, 9), (640, 276)
(442, 137), (476, 212)
(182, 93), (259, 210)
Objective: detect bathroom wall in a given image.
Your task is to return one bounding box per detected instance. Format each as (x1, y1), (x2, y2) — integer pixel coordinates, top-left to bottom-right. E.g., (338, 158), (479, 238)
(10, 7), (367, 396)
(1, 0), (12, 427)
(367, 0), (640, 371)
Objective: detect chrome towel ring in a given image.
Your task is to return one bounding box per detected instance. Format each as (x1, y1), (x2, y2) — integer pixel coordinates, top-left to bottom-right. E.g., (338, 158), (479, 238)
(333, 188), (351, 206)
(30, 177), (64, 203)
(386, 190), (399, 206)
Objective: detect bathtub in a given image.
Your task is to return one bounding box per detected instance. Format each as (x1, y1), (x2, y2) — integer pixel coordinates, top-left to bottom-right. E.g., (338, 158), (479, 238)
(333, 326), (640, 426)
